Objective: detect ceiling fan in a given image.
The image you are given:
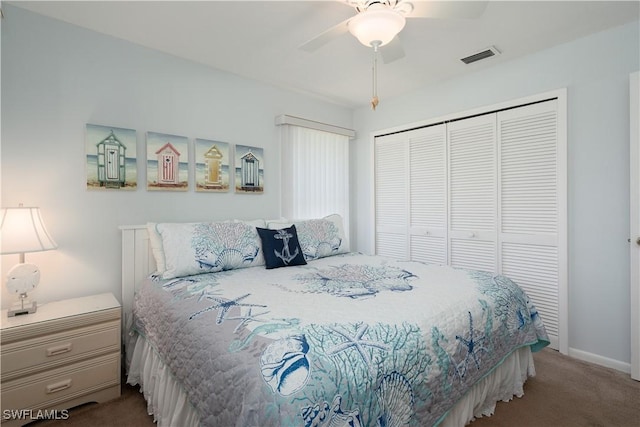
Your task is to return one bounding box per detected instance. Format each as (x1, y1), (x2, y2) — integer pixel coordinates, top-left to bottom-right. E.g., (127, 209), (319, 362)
(300, 0), (488, 109)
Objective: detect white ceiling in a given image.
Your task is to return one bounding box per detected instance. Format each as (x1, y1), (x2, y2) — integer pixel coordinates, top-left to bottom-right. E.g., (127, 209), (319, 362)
(7, 1), (640, 108)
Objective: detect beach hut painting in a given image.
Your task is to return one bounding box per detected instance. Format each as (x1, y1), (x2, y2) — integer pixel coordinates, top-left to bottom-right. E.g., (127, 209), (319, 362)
(146, 132), (189, 191)
(235, 145), (264, 194)
(86, 124), (137, 190)
(195, 139), (230, 192)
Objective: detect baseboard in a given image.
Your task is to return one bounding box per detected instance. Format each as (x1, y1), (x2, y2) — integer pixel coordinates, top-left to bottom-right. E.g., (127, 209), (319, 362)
(568, 347), (631, 374)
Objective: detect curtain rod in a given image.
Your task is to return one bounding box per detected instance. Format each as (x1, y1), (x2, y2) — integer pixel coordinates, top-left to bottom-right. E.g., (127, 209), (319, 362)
(275, 115), (356, 139)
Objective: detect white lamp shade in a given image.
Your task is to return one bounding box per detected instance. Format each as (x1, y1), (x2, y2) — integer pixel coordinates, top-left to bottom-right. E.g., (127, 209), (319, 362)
(348, 8), (406, 47)
(0, 207), (57, 255)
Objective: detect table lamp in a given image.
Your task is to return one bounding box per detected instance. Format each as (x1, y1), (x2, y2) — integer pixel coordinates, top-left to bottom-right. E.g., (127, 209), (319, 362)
(0, 205), (57, 316)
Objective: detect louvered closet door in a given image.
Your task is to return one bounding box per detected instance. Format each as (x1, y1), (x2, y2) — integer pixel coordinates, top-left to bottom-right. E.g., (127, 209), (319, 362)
(408, 125), (447, 265)
(448, 114), (497, 272)
(498, 99), (561, 348)
(375, 133), (408, 259)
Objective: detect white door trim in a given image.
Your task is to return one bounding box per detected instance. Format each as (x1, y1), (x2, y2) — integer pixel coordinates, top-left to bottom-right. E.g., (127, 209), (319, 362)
(630, 71), (639, 381)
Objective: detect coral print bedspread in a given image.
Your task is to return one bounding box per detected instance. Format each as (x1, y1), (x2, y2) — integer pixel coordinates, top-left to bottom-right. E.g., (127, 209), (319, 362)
(132, 252), (549, 427)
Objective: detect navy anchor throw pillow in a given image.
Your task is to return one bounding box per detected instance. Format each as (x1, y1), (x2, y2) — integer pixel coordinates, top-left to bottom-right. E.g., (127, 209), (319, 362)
(257, 225), (307, 269)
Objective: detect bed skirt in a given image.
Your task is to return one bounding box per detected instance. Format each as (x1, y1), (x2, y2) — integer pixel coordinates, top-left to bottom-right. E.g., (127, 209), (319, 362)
(126, 333), (535, 427)
(127, 334), (200, 427)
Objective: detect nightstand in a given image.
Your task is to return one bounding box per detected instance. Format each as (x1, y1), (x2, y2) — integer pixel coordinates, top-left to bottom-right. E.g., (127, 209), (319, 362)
(0, 293), (121, 426)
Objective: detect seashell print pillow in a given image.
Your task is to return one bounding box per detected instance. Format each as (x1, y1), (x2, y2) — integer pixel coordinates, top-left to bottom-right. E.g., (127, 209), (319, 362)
(148, 219), (266, 275)
(266, 214), (349, 261)
(156, 221), (264, 279)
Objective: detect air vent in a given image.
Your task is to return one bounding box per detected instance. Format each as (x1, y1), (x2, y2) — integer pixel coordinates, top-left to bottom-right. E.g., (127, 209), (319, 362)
(461, 46), (501, 65)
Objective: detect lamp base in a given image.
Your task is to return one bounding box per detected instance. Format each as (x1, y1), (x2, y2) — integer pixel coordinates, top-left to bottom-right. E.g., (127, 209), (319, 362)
(8, 299), (37, 317)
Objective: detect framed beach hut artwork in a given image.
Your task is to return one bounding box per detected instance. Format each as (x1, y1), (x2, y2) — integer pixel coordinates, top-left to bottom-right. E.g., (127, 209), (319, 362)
(146, 132), (189, 191)
(235, 145), (264, 194)
(195, 139), (230, 192)
(86, 124), (137, 190)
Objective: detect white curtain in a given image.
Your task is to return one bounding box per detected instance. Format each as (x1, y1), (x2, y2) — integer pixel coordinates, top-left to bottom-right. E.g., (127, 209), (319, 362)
(281, 125), (349, 227)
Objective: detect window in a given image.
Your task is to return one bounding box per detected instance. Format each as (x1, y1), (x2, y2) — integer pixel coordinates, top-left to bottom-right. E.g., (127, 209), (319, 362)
(277, 116), (354, 232)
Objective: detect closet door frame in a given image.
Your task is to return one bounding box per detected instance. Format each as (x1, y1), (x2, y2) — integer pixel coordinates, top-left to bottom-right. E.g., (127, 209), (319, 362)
(630, 71), (639, 380)
(370, 88), (568, 354)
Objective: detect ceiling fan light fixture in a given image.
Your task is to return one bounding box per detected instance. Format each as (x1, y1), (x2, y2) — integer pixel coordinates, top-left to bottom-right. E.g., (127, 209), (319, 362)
(348, 8), (406, 47)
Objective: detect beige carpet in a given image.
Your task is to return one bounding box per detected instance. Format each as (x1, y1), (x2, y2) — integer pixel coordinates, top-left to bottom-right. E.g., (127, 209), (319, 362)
(472, 348), (640, 427)
(32, 348), (639, 427)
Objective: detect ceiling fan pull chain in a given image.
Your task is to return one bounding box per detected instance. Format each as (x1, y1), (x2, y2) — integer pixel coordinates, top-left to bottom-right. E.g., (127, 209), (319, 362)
(371, 42), (380, 110)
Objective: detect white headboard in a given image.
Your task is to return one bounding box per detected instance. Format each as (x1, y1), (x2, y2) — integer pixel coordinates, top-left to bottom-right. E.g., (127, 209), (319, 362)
(120, 225), (156, 328)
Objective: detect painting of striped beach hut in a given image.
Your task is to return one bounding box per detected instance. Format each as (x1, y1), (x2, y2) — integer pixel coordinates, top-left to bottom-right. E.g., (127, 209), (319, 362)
(235, 145), (264, 194)
(146, 132), (189, 191)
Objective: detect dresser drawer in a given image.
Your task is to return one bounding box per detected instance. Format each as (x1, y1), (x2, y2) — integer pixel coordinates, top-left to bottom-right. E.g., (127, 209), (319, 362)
(1, 352), (120, 411)
(1, 320), (120, 381)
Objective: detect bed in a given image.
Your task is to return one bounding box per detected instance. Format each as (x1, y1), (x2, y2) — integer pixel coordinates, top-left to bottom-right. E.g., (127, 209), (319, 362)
(121, 215), (549, 427)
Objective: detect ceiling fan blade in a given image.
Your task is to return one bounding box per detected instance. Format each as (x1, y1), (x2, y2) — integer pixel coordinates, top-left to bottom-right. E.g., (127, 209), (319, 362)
(380, 36), (405, 64)
(407, 0), (488, 19)
(299, 18), (351, 52)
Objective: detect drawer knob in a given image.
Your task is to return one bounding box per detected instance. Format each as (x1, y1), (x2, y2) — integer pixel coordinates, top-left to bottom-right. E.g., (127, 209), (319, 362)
(46, 379), (72, 394)
(46, 343), (72, 357)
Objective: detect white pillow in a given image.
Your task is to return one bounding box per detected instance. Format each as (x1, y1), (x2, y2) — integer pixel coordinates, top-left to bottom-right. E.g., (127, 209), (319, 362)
(267, 214), (349, 261)
(156, 221), (264, 279)
(147, 222), (166, 274)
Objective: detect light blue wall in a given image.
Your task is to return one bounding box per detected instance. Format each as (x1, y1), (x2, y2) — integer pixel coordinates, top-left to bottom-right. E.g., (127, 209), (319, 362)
(0, 5), (352, 305)
(352, 21), (640, 366)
